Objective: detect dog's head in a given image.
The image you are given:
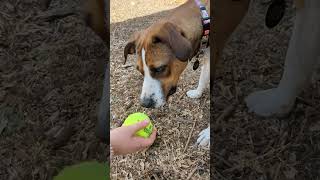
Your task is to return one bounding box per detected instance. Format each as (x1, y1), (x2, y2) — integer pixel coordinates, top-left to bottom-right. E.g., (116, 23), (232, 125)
(124, 21), (192, 108)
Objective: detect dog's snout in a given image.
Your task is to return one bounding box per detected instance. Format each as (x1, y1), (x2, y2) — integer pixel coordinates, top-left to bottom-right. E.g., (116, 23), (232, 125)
(141, 98), (156, 108)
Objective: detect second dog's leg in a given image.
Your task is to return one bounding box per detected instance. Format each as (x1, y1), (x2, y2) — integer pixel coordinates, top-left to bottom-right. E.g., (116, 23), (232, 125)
(187, 49), (210, 98)
(96, 67), (109, 142)
(246, 5), (320, 117)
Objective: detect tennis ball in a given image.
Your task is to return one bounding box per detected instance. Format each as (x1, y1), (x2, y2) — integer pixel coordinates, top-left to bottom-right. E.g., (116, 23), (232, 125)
(53, 161), (109, 180)
(122, 112), (153, 138)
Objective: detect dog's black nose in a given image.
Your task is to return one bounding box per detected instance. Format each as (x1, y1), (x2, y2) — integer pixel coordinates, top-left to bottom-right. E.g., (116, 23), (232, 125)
(141, 98), (155, 108)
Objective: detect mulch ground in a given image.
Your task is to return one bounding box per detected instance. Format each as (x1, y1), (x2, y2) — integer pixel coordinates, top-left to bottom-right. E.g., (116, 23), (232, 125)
(110, 0), (209, 179)
(0, 0), (107, 179)
(212, 1), (320, 179)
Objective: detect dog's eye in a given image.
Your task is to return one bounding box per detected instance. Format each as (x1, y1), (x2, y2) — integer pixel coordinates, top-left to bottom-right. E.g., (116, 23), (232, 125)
(152, 37), (161, 44)
(152, 65), (167, 74)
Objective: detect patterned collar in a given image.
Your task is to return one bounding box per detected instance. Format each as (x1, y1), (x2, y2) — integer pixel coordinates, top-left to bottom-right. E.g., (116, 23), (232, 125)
(194, 0), (210, 36)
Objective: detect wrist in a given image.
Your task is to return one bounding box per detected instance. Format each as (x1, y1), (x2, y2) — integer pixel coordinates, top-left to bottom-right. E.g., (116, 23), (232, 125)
(110, 130), (117, 156)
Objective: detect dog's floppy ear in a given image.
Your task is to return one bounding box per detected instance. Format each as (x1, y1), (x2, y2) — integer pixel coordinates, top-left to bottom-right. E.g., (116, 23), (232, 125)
(155, 22), (192, 62)
(124, 31), (141, 64)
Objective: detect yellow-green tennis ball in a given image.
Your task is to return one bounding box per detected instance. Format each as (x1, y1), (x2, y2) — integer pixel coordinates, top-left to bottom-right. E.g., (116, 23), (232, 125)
(122, 112), (153, 138)
(53, 161), (109, 180)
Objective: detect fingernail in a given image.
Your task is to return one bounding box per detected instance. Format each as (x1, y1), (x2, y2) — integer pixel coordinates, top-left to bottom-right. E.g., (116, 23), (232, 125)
(142, 120), (148, 125)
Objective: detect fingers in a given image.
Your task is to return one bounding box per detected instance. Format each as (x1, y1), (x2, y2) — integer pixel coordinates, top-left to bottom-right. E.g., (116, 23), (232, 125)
(127, 120), (149, 134)
(134, 127), (157, 148)
(147, 127), (157, 144)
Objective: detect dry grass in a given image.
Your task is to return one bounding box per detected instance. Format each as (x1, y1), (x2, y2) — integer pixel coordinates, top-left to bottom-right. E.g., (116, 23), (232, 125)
(110, 0), (210, 179)
(0, 0), (107, 179)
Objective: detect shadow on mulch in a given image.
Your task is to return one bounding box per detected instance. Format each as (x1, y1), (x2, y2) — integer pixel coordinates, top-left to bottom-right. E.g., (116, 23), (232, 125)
(0, 0), (108, 179)
(211, 1), (320, 179)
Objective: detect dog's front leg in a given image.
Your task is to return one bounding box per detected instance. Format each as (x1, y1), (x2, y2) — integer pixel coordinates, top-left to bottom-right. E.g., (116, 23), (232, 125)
(196, 126), (210, 147)
(246, 6), (320, 117)
(187, 49), (210, 98)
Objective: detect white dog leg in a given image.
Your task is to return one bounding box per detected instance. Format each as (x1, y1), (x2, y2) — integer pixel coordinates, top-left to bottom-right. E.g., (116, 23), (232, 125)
(246, 5), (320, 117)
(187, 49), (210, 98)
(196, 126), (210, 147)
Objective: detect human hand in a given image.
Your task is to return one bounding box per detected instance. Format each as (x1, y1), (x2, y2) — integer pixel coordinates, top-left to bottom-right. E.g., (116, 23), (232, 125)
(110, 120), (157, 155)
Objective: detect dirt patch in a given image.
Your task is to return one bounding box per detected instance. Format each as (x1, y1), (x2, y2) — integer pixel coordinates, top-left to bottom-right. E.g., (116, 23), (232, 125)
(212, 1), (320, 179)
(110, 0), (210, 179)
(0, 0), (107, 179)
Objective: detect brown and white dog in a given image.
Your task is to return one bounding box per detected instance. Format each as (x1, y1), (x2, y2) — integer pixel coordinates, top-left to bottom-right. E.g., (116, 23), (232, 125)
(124, 0), (210, 108)
(124, 0), (211, 146)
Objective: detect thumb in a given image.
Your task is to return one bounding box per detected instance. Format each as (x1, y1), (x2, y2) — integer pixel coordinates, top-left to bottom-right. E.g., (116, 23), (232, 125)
(127, 120), (149, 134)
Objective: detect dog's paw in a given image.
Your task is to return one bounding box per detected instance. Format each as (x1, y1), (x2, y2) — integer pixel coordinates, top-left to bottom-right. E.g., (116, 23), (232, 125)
(196, 127), (210, 148)
(245, 88), (295, 117)
(187, 89), (202, 99)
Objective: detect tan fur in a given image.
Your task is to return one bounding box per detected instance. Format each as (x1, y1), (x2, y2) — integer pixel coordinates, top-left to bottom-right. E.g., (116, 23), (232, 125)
(161, 60), (187, 100)
(82, 0), (108, 76)
(211, 0), (250, 81)
(294, 0), (304, 9)
(83, 0), (107, 42)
